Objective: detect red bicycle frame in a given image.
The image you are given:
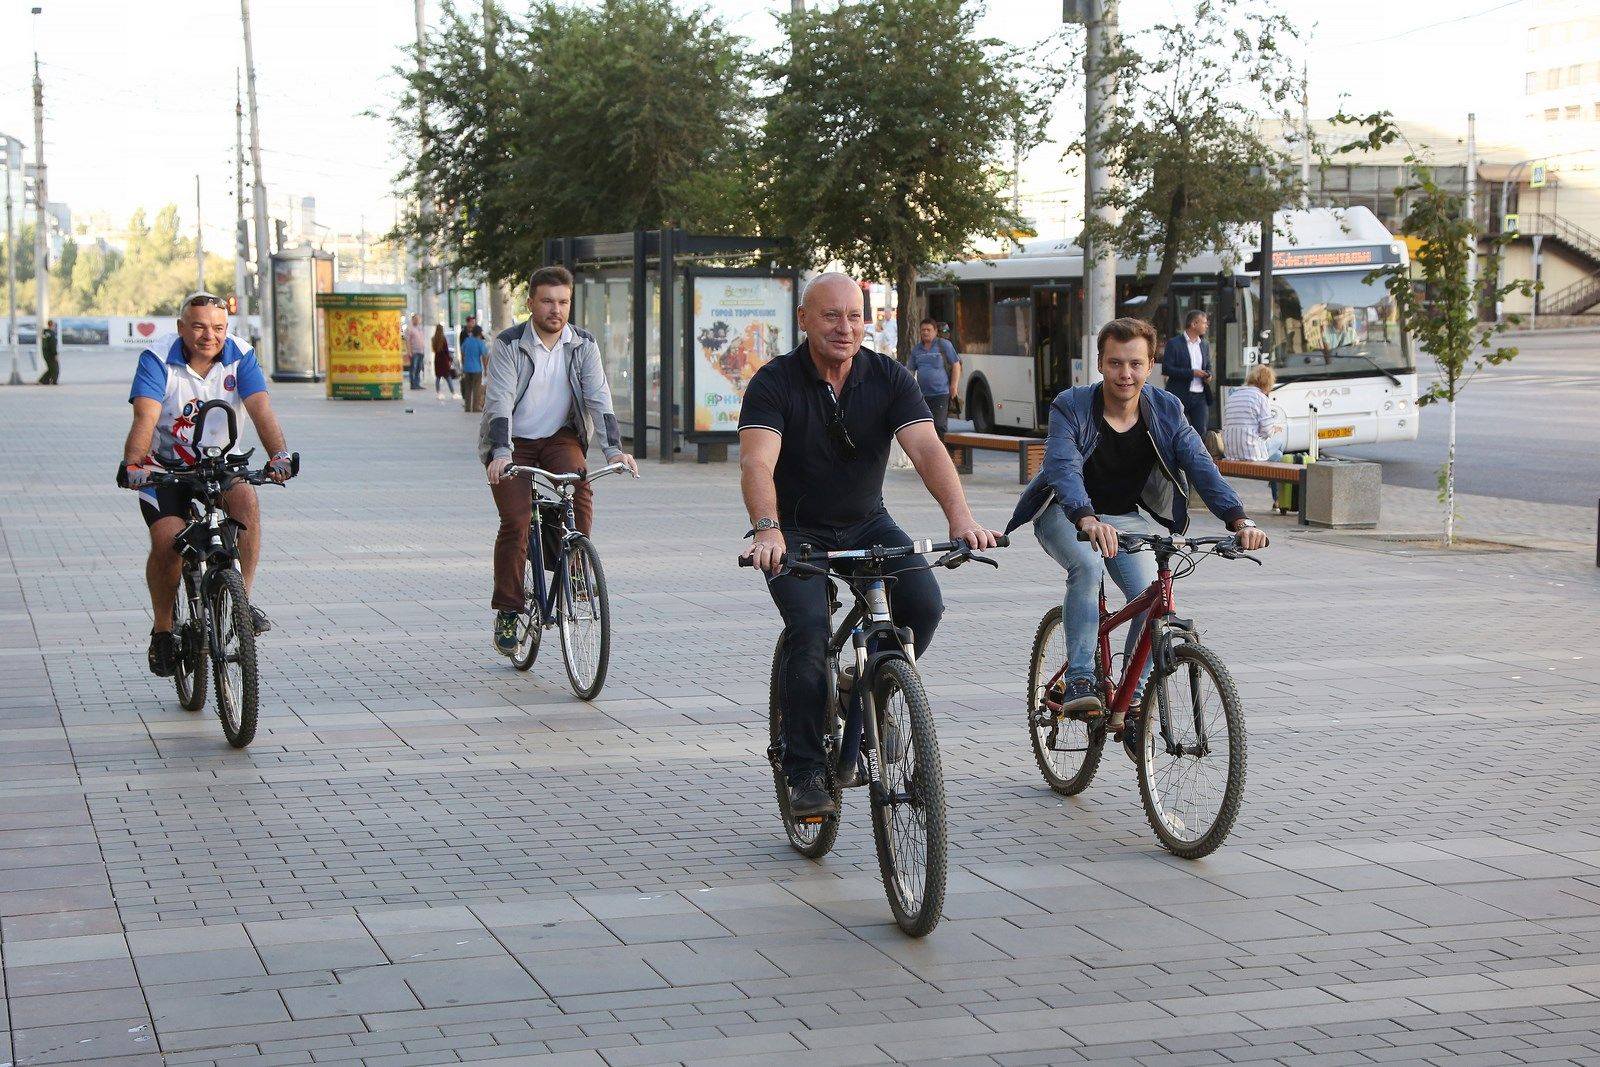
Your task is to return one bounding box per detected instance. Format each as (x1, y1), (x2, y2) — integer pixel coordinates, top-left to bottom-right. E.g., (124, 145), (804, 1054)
(1041, 553), (1177, 720)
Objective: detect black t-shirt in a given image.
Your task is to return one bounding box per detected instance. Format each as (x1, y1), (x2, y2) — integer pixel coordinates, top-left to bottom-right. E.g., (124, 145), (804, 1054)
(1083, 412), (1157, 516)
(738, 342), (933, 532)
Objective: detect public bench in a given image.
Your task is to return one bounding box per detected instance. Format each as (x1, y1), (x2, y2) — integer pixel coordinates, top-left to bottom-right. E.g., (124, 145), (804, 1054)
(1215, 458), (1309, 524)
(946, 432), (1046, 485)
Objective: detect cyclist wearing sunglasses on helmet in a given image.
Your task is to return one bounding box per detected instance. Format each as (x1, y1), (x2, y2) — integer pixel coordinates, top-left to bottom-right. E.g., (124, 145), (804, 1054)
(738, 272), (999, 819)
(120, 292), (295, 677)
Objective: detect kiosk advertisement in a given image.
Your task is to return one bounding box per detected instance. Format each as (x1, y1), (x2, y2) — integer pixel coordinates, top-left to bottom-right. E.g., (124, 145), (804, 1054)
(689, 274), (794, 433)
(318, 293), (407, 400)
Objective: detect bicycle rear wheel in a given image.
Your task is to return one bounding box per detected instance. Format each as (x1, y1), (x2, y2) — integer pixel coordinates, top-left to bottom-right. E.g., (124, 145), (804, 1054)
(558, 534), (610, 700)
(1026, 606), (1104, 796)
(510, 552), (541, 671)
(174, 573), (207, 712)
(869, 657), (947, 938)
(1137, 642), (1246, 859)
(768, 633), (841, 859)
(209, 568), (259, 748)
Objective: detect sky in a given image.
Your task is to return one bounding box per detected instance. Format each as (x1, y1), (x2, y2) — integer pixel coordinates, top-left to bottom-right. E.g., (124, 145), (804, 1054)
(0, 0), (1539, 247)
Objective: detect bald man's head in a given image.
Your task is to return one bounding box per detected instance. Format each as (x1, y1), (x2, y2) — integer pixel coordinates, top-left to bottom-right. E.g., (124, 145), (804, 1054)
(797, 272), (866, 369)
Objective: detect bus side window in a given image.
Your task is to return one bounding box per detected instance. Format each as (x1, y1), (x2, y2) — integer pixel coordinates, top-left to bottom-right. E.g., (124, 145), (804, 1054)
(957, 283), (990, 350)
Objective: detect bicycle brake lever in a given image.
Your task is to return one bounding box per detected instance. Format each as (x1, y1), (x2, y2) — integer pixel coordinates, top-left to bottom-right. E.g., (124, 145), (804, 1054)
(969, 553), (999, 568)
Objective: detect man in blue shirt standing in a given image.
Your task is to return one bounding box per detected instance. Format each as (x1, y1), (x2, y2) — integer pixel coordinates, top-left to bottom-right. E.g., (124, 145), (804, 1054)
(906, 318), (961, 440)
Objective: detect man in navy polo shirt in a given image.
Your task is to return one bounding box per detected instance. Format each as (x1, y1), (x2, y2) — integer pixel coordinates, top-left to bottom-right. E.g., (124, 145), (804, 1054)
(122, 292), (294, 677)
(738, 273), (998, 819)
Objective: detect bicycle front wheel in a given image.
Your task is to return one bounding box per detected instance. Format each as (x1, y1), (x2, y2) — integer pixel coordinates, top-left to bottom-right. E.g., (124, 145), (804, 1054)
(558, 534), (610, 700)
(1026, 606), (1104, 796)
(209, 568), (259, 748)
(174, 572), (207, 712)
(869, 657), (947, 938)
(768, 633), (841, 859)
(510, 552), (541, 671)
(1137, 642), (1246, 859)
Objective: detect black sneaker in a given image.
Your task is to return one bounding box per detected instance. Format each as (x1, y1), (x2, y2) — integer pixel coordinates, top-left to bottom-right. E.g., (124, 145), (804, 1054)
(147, 631), (180, 677)
(788, 769), (836, 820)
(494, 610), (520, 655)
(1061, 677), (1105, 718)
(249, 606), (272, 635)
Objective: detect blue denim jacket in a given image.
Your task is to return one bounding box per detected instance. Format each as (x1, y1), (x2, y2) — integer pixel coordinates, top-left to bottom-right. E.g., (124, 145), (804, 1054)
(1005, 384), (1246, 535)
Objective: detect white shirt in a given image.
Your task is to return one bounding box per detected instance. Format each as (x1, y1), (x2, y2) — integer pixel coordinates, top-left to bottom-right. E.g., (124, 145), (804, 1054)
(512, 324), (572, 440)
(1185, 335), (1205, 393)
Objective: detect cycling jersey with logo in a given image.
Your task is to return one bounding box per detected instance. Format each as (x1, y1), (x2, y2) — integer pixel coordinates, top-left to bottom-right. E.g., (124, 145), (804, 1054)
(128, 333), (268, 502)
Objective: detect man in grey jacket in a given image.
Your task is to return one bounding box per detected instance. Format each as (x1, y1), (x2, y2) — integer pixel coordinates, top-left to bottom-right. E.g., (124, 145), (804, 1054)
(479, 265), (637, 654)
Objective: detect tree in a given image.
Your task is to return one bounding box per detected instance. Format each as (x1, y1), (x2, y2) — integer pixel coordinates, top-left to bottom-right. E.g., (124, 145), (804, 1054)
(1086, 0), (1300, 322)
(757, 0), (1049, 355)
(392, 0), (755, 292)
(1332, 111), (1535, 546)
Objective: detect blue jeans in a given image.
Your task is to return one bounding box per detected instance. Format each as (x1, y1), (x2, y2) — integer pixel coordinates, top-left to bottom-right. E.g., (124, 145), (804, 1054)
(1178, 389), (1209, 437)
(1035, 505), (1160, 688)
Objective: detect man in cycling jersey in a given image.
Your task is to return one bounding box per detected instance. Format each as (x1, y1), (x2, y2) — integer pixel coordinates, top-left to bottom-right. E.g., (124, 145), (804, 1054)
(122, 292), (294, 677)
(1007, 317), (1268, 731)
(739, 272), (999, 820)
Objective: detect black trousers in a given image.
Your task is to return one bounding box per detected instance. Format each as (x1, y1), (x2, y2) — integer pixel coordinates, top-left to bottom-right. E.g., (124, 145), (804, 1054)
(766, 511), (944, 784)
(1178, 389), (1209, 437)
(923, 393), (949, 440)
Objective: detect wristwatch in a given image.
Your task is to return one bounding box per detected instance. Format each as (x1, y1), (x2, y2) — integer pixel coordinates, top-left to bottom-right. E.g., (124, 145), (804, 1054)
(1233, 518), (1258, 531)
(748, 518), (780, 537)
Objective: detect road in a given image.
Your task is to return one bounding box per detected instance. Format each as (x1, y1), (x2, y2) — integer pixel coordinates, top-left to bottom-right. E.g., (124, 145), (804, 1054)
(1330, 329), (1600, 508)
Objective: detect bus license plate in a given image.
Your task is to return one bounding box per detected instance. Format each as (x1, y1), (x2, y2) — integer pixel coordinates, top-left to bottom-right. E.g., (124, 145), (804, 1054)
(1317, 425), (1354, 440)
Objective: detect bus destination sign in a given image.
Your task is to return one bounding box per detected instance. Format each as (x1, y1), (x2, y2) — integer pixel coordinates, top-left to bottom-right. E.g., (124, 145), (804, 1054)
(1247, 244), (1401, 272)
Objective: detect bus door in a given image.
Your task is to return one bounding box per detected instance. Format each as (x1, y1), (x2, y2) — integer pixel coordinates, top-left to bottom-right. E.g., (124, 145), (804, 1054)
(1032, 284), (1082, 416)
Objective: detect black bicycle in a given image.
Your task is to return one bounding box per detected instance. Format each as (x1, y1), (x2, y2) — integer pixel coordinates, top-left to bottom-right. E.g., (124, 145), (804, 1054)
(742, 535), (1007, 937)
(504, 462), (633, 700)
(133, 400), (297, 748)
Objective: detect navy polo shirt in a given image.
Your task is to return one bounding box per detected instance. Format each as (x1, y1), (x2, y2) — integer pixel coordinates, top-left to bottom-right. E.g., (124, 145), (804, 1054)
(738, 341), (933, 532)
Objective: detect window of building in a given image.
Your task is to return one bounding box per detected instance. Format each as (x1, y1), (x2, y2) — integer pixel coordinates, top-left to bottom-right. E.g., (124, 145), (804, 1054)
(1525, 71), (1538, 94)
(1321, 166), (1348, 192)
(1568, 105), (1582, 121)
(1546, 108), (1560, 122)
(1545, 68), (1561, 91)
(1594, 100), (1600, 121)
(1569, 64), (1584, 86)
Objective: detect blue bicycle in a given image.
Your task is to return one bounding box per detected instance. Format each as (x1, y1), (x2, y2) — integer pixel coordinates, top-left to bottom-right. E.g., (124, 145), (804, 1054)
(505, 462), (632, 700)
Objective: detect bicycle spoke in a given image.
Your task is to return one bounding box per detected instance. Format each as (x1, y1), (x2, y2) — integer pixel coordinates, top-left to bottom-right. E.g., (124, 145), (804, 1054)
(1145, 658), (1233, 844)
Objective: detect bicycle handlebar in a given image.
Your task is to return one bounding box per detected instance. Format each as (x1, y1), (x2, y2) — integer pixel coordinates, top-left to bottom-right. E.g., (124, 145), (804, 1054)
(738, 534), (1009, 569)
(1073, 529), (1268, 558)
(140, 451), (300, 489)
(504, 461), (637, 487)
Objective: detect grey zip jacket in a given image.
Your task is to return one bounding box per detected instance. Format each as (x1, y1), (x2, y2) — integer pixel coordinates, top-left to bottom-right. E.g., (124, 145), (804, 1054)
(477, 321), (624, 466)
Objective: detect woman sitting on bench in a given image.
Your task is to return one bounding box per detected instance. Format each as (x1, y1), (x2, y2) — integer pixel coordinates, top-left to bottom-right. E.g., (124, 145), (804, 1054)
(1222, 364), (1287, 508)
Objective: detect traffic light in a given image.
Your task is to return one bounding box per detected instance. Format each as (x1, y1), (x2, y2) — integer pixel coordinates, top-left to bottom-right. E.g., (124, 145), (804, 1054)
(273, 218), (287, 252)
(235, 218), (249, 260)
(226, 295), (239, 315)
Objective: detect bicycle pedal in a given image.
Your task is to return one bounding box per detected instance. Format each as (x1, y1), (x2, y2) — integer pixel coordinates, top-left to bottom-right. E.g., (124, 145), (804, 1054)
(796, 814), (828, 825)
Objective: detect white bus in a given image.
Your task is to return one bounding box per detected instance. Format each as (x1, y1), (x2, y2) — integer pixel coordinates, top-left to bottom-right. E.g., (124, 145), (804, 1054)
(920, 207), (1420, 453)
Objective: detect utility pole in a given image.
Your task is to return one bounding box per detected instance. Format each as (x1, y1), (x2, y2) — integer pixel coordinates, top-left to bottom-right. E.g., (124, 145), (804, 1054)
(1082, 0), (1118, 384)
(4, 135), (19, 386)
(1465, 112), (1478, 314)
(1011, 123), (1024, 251)
(1300, 61), (1312, 206)
(241, 0), (272, 365)
(791, 0), (805, 13)
(31, 12), (49, 380)
(195, 174), (205, 292)
(234, 69), (248, 324)
(414, 0), (439, 329)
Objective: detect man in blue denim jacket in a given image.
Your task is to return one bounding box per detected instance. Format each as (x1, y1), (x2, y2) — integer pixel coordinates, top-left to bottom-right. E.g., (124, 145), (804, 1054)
(1005, 317), (1268, 726)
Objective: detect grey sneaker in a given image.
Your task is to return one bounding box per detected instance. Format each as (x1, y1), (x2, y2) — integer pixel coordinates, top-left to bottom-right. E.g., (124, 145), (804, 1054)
(249, 606), (272, 635)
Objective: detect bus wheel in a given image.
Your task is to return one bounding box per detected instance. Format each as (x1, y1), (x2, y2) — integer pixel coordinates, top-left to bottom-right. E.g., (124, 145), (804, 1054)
(968, 383), (994, 433)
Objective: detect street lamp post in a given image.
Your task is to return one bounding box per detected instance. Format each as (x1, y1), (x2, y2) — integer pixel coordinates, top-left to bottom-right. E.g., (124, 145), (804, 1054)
(1495, 157), (1543, 325)
(3, 134), (20, 386)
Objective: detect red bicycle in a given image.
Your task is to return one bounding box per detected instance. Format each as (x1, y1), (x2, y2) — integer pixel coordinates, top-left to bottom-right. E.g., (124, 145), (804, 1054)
(1027, 531), (1262, 858)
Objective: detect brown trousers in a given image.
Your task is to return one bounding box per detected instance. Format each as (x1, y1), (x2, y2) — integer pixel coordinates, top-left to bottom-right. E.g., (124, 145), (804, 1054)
(491, 430), (592, 611)
(461, 372), (484, 412)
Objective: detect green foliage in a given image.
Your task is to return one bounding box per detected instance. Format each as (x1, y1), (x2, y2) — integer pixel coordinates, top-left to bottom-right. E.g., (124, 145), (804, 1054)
(1085, 0), (1300, 321)
(391, 0), (755, 290)
(2, 205), (235, 316)
(758, 0), (1050, 351)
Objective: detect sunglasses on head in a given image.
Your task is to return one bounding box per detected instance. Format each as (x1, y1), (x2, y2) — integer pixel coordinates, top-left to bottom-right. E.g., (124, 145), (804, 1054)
(183, 292), (228, 311)
(820, 382), (857, 460)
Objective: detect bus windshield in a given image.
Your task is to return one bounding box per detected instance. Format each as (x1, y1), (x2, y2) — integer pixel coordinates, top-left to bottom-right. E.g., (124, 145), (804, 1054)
(1264, 270), (1412, 382)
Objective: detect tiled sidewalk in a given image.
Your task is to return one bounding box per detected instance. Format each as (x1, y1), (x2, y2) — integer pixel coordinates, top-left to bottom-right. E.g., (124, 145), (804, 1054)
(2, 380), (1599, 1066)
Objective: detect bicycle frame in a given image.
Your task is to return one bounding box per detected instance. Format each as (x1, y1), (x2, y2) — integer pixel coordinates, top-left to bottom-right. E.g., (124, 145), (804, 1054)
(525, 492), (575, 626)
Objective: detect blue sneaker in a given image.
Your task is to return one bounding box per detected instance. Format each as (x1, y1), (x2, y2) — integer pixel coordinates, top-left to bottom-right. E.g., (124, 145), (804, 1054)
(1061, 677), (1105, 718)
(493, 611), (520, 655)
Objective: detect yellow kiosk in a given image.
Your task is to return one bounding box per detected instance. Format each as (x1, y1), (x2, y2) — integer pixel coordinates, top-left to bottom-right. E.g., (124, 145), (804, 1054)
(317, 293), (407, 400)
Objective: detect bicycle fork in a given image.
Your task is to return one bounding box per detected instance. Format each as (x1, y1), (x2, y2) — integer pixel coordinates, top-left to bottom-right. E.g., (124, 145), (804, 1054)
(1149, 617), (1210, 757)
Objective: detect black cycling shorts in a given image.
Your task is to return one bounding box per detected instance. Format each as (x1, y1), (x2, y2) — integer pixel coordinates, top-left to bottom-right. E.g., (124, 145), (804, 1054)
(138, 484), (199, 528)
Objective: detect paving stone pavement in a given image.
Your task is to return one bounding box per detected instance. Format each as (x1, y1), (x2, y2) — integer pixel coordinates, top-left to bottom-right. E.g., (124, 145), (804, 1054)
(2, 378), (1600, 1067)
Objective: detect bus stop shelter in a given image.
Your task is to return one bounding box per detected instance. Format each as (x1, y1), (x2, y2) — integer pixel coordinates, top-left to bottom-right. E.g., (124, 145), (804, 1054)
(544, 229), (794, 462)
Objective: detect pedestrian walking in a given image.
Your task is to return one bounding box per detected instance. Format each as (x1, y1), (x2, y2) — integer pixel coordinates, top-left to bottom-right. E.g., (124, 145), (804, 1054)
(458, 314), (477, 354)
(1160, 310), (1212, 438)
(37, 319), (59, 385)
(405, 313), (428, 390)
(460, 324), (487, 412)
(906, 318), (961, 440)
(432, 324), (457, 398)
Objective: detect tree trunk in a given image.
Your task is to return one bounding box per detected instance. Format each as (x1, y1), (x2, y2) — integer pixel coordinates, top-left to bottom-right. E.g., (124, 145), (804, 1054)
(489, 281), (514, 332)
(1137, 184), (1188, 324)
(894, 258), (919, 362)
(1444, 396), (1457, 546)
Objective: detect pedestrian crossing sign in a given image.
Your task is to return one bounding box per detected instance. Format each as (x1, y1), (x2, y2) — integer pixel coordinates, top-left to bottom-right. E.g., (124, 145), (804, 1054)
(1530, 162), (1547, 189)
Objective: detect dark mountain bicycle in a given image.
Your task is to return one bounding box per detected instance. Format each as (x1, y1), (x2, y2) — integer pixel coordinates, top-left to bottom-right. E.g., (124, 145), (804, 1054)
(742, 535), (1007, 938)
(132, 400), (297, 748)
(1028, 531), (1262, 858)
(503, 462), (634, 700)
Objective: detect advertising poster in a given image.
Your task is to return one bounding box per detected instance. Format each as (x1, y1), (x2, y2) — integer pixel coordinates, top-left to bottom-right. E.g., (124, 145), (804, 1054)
(59, 317), (111, 345)
(690, 275), (793, 433)
(318, 293), (407, 400)
(271, 253), (317, 380)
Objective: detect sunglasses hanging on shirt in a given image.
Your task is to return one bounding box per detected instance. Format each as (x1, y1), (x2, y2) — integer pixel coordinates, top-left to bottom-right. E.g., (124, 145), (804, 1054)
(819, 382), (858, 461)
